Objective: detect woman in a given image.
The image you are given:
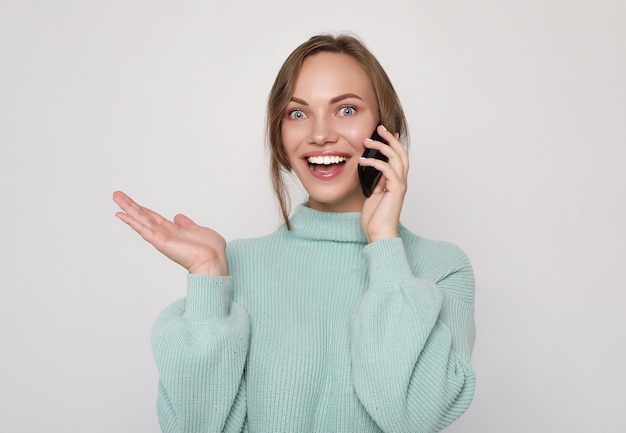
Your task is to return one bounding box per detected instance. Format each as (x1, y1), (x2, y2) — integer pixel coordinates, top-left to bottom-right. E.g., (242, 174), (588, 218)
(113, 34), (475, 433)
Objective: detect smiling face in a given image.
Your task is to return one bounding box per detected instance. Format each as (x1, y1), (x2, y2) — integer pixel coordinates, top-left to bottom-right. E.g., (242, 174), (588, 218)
(281, 52), (379, 213)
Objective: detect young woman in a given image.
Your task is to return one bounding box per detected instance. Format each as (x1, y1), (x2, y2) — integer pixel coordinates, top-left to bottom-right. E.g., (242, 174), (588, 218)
(113, 34), (475, 433)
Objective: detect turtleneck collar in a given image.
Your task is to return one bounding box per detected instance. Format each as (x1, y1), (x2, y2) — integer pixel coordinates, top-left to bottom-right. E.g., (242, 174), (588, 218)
(287, 203), (369, 244)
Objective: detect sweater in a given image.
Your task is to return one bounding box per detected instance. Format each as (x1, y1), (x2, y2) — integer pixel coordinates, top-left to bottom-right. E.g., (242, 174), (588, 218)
(152, 204), (476, 433)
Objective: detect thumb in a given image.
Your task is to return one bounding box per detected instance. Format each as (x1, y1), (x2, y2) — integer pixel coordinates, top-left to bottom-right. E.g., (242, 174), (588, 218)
(173, 213), (196, 227)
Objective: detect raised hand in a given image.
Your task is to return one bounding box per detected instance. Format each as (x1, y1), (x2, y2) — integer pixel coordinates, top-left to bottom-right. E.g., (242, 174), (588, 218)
(113, 191), (228, 275)
(358, 124), (409, 243)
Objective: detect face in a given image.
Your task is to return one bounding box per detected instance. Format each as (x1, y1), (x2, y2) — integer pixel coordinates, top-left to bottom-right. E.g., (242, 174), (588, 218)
(281, 52), (379, 213)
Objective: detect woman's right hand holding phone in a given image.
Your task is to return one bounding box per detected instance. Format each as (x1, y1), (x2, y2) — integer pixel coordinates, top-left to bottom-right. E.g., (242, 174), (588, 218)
(113, 191), (228, 276)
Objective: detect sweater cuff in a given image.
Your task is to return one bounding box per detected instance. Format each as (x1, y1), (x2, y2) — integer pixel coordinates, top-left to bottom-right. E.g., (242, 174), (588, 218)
(362, 237), (414, 288)
(184, 274), (233, 320)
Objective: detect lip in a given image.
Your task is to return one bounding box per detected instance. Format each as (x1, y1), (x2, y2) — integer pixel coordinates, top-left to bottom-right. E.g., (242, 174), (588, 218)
(302, 150), (352, 158)
(301, 151), (352, 180)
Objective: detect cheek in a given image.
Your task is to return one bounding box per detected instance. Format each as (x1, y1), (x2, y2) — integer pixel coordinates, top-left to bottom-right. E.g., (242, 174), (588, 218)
(281, 125), (298, 155)
(340, 123), (371, 151)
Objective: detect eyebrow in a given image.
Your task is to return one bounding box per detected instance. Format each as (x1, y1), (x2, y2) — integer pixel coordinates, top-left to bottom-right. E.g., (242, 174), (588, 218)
(289, 93), (364, 106)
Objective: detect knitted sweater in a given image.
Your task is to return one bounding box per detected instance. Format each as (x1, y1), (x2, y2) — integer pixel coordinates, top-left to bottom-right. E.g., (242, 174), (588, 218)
(152, 204), (476, 433)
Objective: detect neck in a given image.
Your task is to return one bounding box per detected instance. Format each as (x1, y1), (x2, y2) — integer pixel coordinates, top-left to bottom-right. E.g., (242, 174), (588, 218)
(287, 204), (368, 243)
(308, 193), (365, 213)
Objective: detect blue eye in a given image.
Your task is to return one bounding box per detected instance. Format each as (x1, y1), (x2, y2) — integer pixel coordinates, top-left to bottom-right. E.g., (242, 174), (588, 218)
(289, 109), (306, 120)
(339, 106), (356, 117)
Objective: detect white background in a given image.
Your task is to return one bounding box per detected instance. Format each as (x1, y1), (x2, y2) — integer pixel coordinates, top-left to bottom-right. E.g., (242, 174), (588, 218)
(1, 1), (624, 432)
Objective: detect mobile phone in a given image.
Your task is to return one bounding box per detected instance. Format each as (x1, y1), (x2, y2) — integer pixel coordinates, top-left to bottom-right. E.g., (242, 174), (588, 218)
(358, 127), (388, 197)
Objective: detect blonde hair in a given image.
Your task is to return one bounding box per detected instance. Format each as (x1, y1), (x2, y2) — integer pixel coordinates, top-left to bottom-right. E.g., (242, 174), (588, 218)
(266, 34), (408, 229)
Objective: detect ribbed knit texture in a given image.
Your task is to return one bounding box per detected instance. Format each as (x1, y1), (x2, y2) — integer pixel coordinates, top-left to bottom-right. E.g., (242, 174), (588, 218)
(151, 204), (476, 433)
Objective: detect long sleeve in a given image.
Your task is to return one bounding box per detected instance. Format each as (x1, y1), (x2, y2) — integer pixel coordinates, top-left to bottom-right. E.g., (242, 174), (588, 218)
(151, 274), (250, 433)
(350, 238), (475, 433)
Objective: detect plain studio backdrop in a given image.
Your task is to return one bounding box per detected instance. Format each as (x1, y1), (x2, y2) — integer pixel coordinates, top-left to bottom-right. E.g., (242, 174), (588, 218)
(1, 1), (624, 432)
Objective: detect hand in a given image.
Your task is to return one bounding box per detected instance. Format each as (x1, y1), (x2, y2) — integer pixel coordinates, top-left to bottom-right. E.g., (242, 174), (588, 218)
(359, 124), (409, 243)
(113, 191), (228, 275)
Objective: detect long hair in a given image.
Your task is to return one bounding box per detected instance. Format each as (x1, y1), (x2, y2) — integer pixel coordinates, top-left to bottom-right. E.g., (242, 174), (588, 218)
(266, 34), (408, 229)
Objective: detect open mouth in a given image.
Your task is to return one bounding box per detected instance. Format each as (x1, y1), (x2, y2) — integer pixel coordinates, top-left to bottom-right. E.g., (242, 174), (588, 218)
(306, 155), (347, 172)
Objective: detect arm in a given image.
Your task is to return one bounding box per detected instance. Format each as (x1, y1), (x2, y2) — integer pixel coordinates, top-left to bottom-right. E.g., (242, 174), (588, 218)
(350, 238), (475, 433)
(112, 192), (247, 430)
(152, 275), (249, 433)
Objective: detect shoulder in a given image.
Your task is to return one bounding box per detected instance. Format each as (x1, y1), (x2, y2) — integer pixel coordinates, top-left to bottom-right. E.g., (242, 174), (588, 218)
(399, 225), (470, 264)
(399, 225), (473, 292)
(225, 227), (289, 259)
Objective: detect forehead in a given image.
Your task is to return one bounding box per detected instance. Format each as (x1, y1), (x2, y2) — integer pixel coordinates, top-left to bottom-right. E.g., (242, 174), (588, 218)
(294, 52), (374, 96)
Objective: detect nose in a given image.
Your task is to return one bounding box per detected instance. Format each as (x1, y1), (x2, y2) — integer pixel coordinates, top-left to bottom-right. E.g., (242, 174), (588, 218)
(309, 117), (338, 146)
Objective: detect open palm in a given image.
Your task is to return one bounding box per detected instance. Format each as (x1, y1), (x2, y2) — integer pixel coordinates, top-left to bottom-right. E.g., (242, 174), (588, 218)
(113, 191), (228, 275)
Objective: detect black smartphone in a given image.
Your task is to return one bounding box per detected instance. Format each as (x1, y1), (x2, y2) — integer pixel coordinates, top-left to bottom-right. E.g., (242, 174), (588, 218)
(358, 127), (388, 197)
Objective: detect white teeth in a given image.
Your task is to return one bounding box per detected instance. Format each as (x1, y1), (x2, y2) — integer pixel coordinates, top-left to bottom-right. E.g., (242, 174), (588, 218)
(306, 155), (347, 165)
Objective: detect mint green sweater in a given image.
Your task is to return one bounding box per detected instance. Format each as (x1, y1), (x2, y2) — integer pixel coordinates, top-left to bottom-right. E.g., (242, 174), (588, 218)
(152, 205), (475, 433)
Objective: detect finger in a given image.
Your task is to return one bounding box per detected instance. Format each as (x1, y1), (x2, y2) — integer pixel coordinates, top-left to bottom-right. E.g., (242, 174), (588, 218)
(376, 124), (402, 150)
(376, 125), (409, 170)
(113, 191), (147, 216)
(363, 136), (397, 157)
(362, 138), (407, 179)
(173, 213), (197, 228)
(372, 175), (387, 195)
(112, 190), (132, 210)
(359, 155), (408, 199)
(358, 157), (403, 188)
(115, 210), (156, 243)
(114, 191), (167, 227)
(114, 191), (152, 226)
(368, 126), (405, 159)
